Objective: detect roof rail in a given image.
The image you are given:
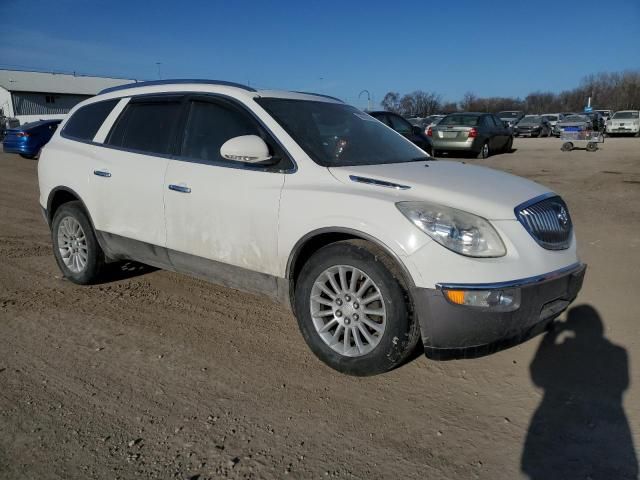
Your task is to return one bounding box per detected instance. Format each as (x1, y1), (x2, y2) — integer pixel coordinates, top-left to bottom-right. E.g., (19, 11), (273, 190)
(293, 91), (344, 103)
(99, 79), (257, 95)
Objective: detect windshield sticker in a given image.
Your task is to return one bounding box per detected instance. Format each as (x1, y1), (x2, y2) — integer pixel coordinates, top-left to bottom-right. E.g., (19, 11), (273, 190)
(354, 113), (377, 122)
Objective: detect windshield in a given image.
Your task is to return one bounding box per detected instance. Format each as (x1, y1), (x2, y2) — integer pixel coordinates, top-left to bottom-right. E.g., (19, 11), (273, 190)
(519, 116), (541, 124)
(612, 111), (639, 119)
(543, 115), (558, 121)
(440, 114), (480, 126)
(498, 111), (521, 118)
(256, 98), (428, 167)
(564, 115), (588, 122)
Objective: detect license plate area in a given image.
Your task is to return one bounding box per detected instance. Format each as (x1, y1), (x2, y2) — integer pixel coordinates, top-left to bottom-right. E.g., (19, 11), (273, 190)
(443, 131), (458, 139)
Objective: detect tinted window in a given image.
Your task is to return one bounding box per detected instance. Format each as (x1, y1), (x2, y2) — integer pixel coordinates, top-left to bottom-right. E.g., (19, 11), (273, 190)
(180, 100), (260, 163)
(369, 112), (390, 126)
(107, 97), (181, 155)
(480, 116), (493, 128)
(492, 116), (505, 127)
(62, 99), (118, 141)
(388, 114), (412, 134)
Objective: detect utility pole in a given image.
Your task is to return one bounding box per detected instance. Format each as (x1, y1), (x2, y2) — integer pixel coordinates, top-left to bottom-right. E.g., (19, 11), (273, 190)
(156, 62), (162, 80)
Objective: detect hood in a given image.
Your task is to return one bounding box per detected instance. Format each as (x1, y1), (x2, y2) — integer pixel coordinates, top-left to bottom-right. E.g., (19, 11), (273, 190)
(328, 160), (551, 220)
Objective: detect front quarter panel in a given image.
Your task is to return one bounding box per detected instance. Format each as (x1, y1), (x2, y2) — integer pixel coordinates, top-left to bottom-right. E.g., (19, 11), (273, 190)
(278, 168), (432, 285)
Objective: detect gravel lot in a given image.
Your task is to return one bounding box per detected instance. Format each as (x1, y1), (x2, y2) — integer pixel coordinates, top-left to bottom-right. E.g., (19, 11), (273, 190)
(1, 137), (639, 479)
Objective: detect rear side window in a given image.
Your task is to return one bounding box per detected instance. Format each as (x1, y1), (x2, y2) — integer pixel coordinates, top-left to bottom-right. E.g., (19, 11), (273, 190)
(388, 114), (412, 134)
(107, 97), (182, 155)
(180, 100), (260, 163)
(62, 99), (118, 141)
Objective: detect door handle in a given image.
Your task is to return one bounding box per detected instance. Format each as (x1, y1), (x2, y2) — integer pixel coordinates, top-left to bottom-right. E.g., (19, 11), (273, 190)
(93, 169), (111, 178)
(168, 184), (191, 194)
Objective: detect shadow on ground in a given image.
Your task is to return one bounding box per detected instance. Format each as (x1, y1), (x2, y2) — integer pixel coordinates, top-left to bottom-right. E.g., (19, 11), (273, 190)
(521, 304), (638, 479)
(97, 261), (158, 284)
(435, 149), (517, 159)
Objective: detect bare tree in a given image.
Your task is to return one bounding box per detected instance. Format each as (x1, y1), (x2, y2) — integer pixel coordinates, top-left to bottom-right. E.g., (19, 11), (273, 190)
(380, 69), (639, 116)
(381, 92), (401, 113)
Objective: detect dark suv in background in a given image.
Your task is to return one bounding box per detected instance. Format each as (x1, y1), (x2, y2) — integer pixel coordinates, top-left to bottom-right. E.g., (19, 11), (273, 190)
(368, 111), (432, 154)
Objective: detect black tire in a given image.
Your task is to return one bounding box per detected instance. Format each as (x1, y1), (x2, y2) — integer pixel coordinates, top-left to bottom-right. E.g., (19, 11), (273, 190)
(294, 240), (420, 376)
(504, 136), (513, 153)
(476, 141), (490, 159)
(51, 201), (105, 285)
(586, 142), (598, 152)
(561, 142), (573, 152)
(19, 153), (36, 159)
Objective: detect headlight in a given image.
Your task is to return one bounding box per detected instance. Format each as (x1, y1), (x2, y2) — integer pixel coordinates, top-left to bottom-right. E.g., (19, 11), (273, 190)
(396, 201), (506, 257)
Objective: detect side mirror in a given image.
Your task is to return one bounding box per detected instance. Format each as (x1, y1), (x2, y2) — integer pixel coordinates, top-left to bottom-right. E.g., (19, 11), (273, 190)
(220, 135), (273, 164)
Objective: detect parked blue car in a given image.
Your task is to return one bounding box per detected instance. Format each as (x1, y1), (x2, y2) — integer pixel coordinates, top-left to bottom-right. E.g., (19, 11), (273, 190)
(2, 119), (62, 159)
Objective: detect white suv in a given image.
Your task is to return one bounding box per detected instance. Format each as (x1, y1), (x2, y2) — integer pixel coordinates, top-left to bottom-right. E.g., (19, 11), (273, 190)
(38, 80), (585, 375)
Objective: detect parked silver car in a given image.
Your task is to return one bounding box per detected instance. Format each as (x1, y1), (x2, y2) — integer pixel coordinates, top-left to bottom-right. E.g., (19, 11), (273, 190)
(429, 112), (513, 158)
(555, 114), (593, 136)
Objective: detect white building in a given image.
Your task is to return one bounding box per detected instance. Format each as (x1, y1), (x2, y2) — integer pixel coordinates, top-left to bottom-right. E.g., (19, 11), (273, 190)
(0, 69), (137, 125)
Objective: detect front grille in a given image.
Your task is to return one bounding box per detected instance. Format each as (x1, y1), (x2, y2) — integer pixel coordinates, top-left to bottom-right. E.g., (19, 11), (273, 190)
(516, 195), (572, 250)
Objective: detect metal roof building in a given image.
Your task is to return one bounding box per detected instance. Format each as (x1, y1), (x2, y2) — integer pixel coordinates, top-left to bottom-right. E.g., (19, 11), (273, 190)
(0, 69), (137, 124)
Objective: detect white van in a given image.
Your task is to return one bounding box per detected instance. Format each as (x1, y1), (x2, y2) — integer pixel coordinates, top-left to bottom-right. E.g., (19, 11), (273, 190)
(38, 80), (585, 375)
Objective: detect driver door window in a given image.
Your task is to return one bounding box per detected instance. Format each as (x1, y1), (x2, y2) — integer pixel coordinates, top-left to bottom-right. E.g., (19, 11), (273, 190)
(181, 100), (260, 164)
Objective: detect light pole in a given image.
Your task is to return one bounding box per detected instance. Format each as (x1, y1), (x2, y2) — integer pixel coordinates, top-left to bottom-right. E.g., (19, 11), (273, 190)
(359, 89), (371, 111)
(156, 62), (162, 80)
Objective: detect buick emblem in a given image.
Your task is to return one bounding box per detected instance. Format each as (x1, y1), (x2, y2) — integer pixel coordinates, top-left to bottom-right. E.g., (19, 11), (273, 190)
(557, 205), (569, 227)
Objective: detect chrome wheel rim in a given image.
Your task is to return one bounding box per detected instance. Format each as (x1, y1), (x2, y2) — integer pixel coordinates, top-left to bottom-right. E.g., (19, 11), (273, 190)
(482, 143), (489, 157)
(57, 216), (88, 273)
(310, 265), (386, 357)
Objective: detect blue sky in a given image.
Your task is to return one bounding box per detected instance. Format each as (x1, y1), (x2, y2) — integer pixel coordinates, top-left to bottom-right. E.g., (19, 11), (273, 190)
(1, 0), (638, 108)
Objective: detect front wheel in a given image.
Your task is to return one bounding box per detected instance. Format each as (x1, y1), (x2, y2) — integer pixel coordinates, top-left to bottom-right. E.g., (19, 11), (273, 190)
(294, 241), (420, 376)
(51, 201), (105, 284)
(561, 142), (573, 152)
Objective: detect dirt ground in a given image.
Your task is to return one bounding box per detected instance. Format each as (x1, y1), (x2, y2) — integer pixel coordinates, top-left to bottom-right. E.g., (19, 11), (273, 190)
(1, 137), (639, 479)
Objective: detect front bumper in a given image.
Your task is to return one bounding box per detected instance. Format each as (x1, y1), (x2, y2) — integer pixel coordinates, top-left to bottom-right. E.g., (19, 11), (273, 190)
(412, 263), (586, 360)
(514, 129), (541, 137)
(607, 126), (639, 134)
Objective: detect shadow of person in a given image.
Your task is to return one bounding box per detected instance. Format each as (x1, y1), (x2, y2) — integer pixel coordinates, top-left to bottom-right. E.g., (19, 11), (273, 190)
(521, 305), (638, 479)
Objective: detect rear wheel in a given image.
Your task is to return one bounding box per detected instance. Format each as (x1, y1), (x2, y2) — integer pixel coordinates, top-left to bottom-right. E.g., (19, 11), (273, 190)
(586, 142), (598, 152)
(294, 240), (420, 376)
(561, 142), (573, 152)
(19, 153), (37, 159)
(51, 201), (105, 284)
(504, 136), (513, 152)
(477, 141), (490, 159)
